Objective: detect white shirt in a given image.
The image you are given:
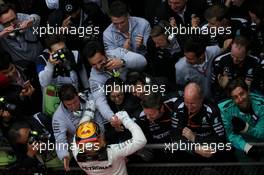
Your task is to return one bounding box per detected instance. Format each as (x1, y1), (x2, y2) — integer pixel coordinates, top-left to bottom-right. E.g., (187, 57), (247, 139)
(72, 111), (147, 175)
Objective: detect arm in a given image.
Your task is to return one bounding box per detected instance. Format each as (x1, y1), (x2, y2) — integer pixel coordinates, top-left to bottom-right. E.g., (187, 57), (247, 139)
(142, 22), (151, 46)
(78, 100), (96, 124)
(106, 48), (147, 71)
(38, 61), (54, 87)
(103, 29), (118, 51)
(89, 79), (114, 121)
(52, 112), (70, 160)
(210, 55), (229, 101)
(243, 105), (264, 139)
(175, 60), (186, 94)
(171, 107), (186, 142)
(220, 111), (250, 152)
(112, 111), (147, 158)
(28, 14), (40, 27)
(17, 13), (40, 28)
(136, 20), (151, 54)
(195, 108), (226, 144)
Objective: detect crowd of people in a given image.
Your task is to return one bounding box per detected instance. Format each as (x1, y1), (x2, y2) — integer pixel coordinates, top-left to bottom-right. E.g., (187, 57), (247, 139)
(0, 0), (264, 174)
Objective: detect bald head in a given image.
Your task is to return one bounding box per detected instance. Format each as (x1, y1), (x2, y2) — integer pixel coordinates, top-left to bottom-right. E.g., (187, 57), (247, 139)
(184, 82), (203, 98)
(184, 82), (204, 115)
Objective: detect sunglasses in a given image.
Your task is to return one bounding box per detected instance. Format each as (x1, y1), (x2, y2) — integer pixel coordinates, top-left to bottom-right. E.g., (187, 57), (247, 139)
(2, 17), (17, 28)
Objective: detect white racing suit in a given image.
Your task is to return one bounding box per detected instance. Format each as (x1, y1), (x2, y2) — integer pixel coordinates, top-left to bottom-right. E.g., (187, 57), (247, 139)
(72, 111), (147, 175)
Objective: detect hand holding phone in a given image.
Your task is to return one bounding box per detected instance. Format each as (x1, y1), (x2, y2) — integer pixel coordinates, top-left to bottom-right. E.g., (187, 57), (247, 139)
(23, 80), (31, 89)
(20, 80), (35, 97)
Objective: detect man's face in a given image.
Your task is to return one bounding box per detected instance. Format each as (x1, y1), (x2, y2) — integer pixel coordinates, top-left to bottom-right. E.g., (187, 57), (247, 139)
(231, 43), (246, 65)
(184, 52), (199, 65)
(110, 88), (125, 105)
(249, 11), (261, 26)
(0, 64), (18, 82)
(17, 128), (30, 144)
(111, 15), (129, 33)
(207, 17), (222, 28)
(184, 92), (203, 115)
(152, 35), (169, 49)
(88, 52), (108, 72)
(168, 0), (186, 13)
(0, 9), (17, 28)
(63, 95), (81, 112)
(50, 42), (66, 53)
(131, 81), (145, 99)
(143, 108), (162, 122)
(231, 87), (250, 111)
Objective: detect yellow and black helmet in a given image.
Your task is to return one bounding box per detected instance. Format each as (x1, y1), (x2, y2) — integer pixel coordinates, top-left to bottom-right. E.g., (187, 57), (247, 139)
(75, 121), (101, 144)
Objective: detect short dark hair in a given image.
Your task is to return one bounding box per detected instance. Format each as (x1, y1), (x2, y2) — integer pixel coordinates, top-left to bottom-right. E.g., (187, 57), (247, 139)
(226, 78), (249, 97)
(150, 20), (170, 38)
(0, 4), (15, 17)
(59, 84), (78, 101)
(105, 77), (124, 96)
(184, 36), (207, 58)
(233, 36), (251, 51)
(8, 121), (30, 143)
(0, 52), (12, 71)
(204, 5), (229, 21)
(82, 40), (105, 60)
(109, 1), (128, 17)
(45, 35), (66, 51)
(141, 93), (163, 110)
(126, 71), (146, 86)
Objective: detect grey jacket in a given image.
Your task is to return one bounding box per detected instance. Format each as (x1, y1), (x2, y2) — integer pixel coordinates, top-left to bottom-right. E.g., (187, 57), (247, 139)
(103, 16), (151, 55)
(52, 99), (100, 160)
(38, 50), (79, 89)
(175, 46), (221, 98)
(0, 13), (43, 63)
(52, 103), (81, 160)
(89, 48), (147, 121)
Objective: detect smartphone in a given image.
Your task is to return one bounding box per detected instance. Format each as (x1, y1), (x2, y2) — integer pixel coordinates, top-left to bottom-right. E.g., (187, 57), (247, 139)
(23, 80), (30, 88)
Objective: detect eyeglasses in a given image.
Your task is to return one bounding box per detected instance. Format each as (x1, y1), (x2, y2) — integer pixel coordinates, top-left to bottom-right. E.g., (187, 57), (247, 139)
(2, 17), (17, 28)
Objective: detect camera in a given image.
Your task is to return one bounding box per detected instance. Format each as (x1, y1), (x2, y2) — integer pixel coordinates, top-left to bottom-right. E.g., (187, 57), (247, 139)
(0, 97), (16, 111)
(28, 131), (49, 144)
(52, 48), (68, 61)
